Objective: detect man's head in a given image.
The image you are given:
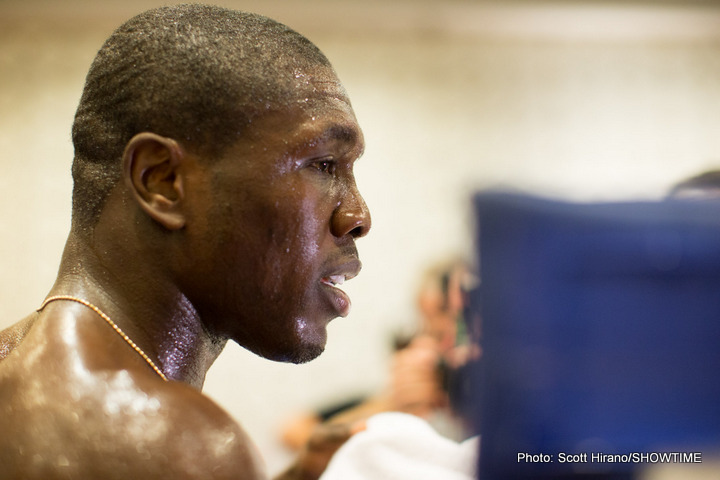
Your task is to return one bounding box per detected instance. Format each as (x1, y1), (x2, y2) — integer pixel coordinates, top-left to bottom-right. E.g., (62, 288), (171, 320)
(70, 5), (371, 364)
(71, 4), (332, 231)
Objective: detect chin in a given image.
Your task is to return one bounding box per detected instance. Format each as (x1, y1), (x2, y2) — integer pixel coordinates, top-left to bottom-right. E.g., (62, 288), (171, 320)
(237, 313), (330, 364)
(287, 342), (326, 364)
(283, 325), (328, 364)
(247, 326), (327, 364)
(285, 315), (329, 364)
(257, 341), (325, 364)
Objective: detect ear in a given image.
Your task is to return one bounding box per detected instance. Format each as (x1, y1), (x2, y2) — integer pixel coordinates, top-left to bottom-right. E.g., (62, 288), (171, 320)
(122, 132), (187, 230)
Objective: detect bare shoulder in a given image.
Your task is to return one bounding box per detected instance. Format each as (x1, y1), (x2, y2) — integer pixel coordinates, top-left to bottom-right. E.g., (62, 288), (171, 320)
(0, 314), (37, 361)
(0, 313), (268, 480)
(152, 379), (270, 479)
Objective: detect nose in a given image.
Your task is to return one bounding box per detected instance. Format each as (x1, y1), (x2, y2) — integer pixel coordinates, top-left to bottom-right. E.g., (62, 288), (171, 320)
(331, 186), (371, 239)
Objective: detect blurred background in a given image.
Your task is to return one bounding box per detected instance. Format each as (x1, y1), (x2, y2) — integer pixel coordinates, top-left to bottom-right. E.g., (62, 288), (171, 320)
(2, 0), (720, 474)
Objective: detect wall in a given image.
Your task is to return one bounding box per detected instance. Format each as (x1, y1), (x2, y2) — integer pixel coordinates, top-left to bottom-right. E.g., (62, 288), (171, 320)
(2, 0), (720, 473)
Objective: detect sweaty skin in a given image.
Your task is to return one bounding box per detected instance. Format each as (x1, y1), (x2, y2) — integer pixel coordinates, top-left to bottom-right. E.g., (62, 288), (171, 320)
(0, 65), (370, 480)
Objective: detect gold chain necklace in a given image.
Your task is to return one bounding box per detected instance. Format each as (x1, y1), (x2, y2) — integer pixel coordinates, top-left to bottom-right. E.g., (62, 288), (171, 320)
(38, 295), (169, 382)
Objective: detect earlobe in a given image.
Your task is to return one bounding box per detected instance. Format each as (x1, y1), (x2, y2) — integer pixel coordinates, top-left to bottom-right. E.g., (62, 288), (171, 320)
(122, 132), (187, 230)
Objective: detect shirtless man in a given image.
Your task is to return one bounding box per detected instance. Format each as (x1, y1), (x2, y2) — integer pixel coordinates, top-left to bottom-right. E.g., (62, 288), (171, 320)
(0, 5), (370, 479)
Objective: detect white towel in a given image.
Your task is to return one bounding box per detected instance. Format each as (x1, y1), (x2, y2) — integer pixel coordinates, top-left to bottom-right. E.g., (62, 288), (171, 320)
(320, 412), (479, 480)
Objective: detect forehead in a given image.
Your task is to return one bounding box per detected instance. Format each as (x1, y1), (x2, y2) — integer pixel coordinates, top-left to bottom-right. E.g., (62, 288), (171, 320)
(244, 73), (364, 158)
(292, 70), (357, 125)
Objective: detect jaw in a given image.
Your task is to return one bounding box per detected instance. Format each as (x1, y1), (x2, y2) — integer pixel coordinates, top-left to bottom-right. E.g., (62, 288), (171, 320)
(246, 317), (328, 365)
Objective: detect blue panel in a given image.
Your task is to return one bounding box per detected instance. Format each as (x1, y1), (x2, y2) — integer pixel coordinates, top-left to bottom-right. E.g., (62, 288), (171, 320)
(473, 192), (720, 479)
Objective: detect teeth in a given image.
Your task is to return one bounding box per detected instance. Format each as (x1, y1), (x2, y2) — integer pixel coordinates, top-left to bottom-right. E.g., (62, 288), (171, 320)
(325, 275), (345, 286)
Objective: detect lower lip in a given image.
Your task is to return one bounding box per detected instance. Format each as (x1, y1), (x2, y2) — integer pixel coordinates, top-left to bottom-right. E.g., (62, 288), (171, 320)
(320, 281), (352, 317)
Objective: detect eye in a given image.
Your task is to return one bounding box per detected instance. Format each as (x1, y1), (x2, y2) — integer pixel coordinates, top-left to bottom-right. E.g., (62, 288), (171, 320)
(311, 159), (336, 175)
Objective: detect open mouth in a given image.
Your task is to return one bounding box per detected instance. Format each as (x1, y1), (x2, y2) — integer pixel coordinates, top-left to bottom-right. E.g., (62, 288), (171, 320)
(319, 272), (356, 317)
(319, 257), (361, 317)
(321, 275), (346, 287)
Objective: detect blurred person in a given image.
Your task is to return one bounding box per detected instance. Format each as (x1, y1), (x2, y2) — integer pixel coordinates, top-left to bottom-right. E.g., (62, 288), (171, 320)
(281, 259), (480, 451)
(0, 5), (371, 480)
(317, 261), (482, 480)
(395, 259), (480, 426)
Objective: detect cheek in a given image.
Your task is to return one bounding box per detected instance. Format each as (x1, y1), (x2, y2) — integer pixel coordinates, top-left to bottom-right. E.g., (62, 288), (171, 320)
(207, 175), (334, 320)
(258, 194), (325, 299)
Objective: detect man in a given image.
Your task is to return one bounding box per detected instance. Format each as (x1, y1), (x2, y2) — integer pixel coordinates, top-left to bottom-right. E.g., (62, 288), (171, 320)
(0, 4), (371, 479)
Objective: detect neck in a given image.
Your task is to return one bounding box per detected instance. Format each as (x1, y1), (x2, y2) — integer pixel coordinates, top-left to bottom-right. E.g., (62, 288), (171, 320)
(50, 229), (226, 390)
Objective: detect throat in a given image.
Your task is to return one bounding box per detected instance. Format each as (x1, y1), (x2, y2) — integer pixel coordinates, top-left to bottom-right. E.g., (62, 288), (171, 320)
(156, 318), (227, 389)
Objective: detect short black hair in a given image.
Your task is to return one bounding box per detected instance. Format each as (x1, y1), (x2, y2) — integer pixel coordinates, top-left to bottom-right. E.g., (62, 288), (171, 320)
(71, 4), (332, 231)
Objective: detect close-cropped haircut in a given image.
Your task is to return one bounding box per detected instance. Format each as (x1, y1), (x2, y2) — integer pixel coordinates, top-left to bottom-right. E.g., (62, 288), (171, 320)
(71, 4), (332, 231)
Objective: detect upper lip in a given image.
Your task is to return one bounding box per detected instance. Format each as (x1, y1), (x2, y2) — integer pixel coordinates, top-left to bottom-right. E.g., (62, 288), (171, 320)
(321, 257), (362, 285)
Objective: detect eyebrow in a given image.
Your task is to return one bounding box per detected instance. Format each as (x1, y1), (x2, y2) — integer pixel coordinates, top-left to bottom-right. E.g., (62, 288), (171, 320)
(321, 124), (360, 145)
(313, 123), (365, 159)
